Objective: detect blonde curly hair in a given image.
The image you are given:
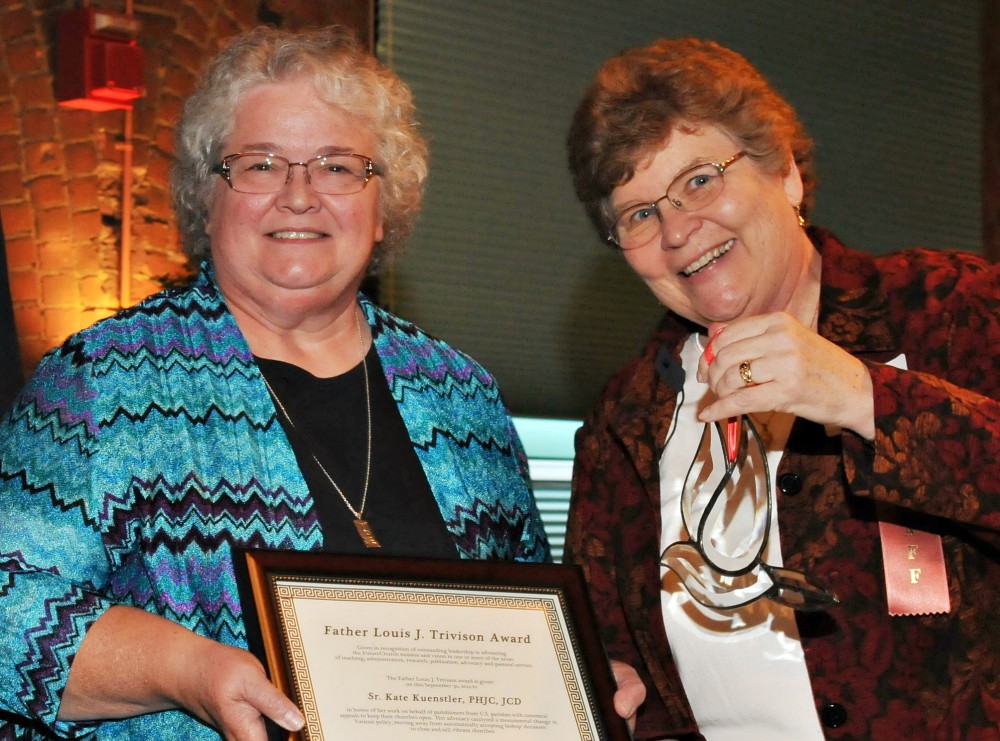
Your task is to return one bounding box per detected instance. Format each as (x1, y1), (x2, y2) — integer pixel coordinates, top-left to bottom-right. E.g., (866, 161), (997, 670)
(171, 25), (428, 271)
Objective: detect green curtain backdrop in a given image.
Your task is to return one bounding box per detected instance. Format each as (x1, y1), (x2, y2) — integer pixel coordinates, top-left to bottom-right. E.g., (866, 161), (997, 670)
(377, 0), (982, 419)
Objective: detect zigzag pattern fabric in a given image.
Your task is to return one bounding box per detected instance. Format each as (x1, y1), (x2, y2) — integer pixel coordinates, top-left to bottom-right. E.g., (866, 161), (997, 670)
(0, 264), (549, 739)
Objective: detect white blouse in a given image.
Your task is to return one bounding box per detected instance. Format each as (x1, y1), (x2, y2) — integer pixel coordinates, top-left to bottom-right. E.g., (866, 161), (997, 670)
(657, 333), (824, 740)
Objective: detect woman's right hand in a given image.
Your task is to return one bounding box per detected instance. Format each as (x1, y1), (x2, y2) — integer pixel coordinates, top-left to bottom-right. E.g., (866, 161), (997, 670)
(173, 632), (306, 741)
(697, 314), (876, 440)
(59, 605), (305, 741)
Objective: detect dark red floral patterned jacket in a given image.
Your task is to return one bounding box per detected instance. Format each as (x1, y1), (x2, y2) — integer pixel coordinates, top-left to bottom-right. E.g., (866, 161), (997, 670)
(565, 228), (1000, 740)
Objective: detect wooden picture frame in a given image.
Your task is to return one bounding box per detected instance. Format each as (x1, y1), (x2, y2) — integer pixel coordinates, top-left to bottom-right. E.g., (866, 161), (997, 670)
(236, 550), (630, 741)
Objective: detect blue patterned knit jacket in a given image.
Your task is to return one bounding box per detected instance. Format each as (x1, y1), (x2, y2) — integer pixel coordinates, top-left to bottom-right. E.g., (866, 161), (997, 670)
(0, 264), (549, 739)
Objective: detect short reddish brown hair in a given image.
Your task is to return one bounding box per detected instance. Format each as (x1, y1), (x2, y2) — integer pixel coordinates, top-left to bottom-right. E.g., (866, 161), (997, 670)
(567, 37), (815, 237)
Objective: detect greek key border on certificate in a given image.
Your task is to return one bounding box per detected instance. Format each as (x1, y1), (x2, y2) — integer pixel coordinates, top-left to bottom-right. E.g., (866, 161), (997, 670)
(271, 580), (598, 741)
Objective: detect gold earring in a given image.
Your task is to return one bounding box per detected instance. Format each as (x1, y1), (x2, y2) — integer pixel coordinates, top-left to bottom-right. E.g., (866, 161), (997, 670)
(794, 205), (807, 228)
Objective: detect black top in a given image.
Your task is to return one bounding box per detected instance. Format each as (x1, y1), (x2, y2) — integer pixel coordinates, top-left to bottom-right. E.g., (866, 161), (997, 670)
(256, 349), (457, 558)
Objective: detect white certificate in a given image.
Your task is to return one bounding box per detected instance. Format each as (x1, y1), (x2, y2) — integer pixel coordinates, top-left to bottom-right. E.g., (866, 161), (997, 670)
(238, 551), (628, 741)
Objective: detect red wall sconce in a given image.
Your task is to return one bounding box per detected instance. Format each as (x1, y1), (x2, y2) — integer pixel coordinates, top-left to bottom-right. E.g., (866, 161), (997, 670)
(56, 7), (143, 111)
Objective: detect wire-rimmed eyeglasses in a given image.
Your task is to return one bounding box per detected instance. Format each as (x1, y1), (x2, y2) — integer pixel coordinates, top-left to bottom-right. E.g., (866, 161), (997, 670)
(607, 151), (746, 250)
(660, 415), (838, 612)
(212, 152), (382, 195)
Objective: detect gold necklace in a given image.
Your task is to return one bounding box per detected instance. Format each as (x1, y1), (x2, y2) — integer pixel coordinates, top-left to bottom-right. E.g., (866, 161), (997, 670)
(260, 308), (380, 548)
(749, 410), (779, 448)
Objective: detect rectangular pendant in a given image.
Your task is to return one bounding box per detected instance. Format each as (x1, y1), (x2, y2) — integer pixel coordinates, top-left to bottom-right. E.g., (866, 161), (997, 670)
(354, 518), (382, 549)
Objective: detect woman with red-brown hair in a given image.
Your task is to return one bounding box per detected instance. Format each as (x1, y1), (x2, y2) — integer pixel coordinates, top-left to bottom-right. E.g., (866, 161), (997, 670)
(565, 37), (1000, 740)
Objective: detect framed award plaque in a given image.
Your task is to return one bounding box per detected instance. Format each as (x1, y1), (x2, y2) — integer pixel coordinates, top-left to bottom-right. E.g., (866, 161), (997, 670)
(237, 551), (630, 741)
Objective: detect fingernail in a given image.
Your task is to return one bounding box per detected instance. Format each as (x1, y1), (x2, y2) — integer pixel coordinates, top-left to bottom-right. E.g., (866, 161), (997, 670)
(283, 710), (305, 731)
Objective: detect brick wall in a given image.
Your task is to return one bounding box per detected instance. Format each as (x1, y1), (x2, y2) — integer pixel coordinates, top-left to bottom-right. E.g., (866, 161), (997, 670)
(0, 0), (366, 377)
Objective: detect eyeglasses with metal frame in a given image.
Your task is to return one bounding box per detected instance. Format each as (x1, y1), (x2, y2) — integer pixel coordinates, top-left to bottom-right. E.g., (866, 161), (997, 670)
(660, 414), (838, 612)
(212, 152), (382, 195)
(607, 151), (746, 250)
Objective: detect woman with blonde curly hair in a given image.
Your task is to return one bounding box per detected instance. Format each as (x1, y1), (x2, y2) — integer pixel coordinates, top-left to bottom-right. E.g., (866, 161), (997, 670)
(0, 25), (551, 740)
(171, 24), (427, 270)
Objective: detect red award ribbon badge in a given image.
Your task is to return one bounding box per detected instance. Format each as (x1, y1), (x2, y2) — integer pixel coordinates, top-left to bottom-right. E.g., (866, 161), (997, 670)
(878, 521), (950, 616)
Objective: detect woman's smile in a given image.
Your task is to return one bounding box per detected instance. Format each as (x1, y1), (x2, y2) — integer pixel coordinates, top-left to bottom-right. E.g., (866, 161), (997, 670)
(682, 237), (735, 276)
